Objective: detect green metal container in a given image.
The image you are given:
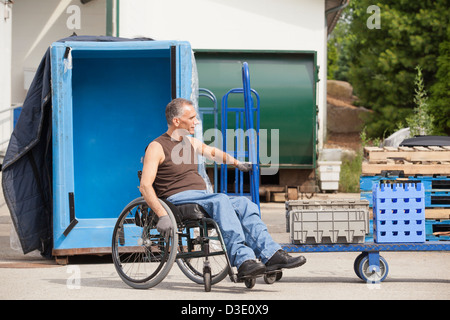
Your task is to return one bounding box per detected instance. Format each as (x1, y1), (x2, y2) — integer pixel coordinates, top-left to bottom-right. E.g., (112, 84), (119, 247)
(195, 50), (318, 170)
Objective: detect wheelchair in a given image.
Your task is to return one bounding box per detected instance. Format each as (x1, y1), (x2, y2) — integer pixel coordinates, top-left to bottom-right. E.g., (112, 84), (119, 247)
(111, 175), (282, 291)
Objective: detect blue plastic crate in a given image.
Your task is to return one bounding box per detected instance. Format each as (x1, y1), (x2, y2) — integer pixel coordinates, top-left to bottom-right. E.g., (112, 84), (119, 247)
(373, 182), (425, 243)
(361, 175), (450, 208)
(425, 219), (450, 241)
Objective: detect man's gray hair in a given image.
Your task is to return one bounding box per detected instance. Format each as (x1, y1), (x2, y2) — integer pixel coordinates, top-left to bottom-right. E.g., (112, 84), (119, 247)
(165, 98), (194, 126)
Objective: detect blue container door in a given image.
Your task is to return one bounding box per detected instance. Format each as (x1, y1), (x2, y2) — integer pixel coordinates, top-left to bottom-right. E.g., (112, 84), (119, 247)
(51, 40), (192, 250)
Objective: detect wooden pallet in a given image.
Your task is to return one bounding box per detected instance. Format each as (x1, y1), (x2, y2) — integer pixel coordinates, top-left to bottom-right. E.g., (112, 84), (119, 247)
(362, 146), (450, 175)
(364, 146), (450, 162)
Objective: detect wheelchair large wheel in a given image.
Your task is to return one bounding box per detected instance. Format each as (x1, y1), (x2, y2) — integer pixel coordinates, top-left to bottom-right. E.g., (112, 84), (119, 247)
(112, 197), (178, 289)
(176, 219), (229, 286)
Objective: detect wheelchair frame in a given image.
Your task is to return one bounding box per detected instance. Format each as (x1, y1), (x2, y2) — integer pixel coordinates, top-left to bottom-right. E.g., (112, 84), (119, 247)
(112, 197), (281, 291)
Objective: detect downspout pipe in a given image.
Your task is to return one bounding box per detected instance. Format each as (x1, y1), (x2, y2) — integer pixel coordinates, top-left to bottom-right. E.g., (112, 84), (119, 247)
(322, 0), (349, 149)
(325, 0), (350, 39)
(325, 0), (350, 16)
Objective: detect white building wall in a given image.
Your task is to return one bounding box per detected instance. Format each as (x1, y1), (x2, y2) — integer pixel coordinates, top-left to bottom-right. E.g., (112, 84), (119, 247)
(119, 0), (327, 148)
(6, 0), (328, 150)
(11, 0), (106, 105)
(0, 2), (13, 156)
(0, 0), (105, 158)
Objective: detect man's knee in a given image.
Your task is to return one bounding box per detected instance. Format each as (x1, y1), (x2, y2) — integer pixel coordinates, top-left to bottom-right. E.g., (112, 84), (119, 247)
(209, 193), (233, 209)
(231, 196), (259, 213)
(238, 195), (255, 206)
(213, 193), (230, 202)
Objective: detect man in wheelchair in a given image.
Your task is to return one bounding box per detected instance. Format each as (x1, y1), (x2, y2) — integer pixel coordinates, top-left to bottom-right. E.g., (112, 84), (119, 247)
(139, 98), (306, 279)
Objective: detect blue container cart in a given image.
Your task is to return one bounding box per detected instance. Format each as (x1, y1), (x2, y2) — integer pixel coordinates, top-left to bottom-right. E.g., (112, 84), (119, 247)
(51, 40), (194, 262)
(281, 241), (450, 283)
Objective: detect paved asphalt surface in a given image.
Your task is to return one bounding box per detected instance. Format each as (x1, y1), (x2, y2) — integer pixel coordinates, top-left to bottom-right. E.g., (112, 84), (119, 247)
(0, 173), (449, 302)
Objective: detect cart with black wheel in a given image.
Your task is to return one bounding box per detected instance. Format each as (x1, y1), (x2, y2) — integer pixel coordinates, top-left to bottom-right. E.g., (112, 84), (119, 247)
(284, 182), (450, 283)
(281, 241), (450, 283)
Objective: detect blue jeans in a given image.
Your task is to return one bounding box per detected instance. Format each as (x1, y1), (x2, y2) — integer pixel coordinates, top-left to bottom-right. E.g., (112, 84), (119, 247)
(167, 190), (281, 268)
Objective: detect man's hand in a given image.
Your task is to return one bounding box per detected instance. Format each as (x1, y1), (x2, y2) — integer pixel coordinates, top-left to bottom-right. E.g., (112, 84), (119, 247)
(236, 161), (253, 172)
(156, 215), (173, 237)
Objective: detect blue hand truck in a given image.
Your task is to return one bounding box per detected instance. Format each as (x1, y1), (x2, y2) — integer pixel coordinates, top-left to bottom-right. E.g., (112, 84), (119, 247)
(220, 62), (260, 209)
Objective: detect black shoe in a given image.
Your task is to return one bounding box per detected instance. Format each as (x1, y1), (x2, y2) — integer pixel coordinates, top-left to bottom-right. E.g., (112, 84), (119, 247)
(237, 260), (266, 278)
(265, 250), (306, 271)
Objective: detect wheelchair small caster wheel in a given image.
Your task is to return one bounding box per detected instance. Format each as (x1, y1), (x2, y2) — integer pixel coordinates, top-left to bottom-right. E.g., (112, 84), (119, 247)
(264, 272), (277, 284)
(264, 271), (283, 284)
(203, 263), (212, 292)
(203, 270), (211, 292)
(244, 278), (256, 289)
(276, 271), (283, 282)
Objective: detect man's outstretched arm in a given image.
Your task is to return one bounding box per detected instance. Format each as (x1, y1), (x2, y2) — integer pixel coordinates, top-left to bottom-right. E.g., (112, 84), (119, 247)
(188, 136), (252, 172)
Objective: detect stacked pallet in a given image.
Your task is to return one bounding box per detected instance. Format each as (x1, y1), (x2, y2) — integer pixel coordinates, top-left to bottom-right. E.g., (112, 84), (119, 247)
(362, 146), (450, 175)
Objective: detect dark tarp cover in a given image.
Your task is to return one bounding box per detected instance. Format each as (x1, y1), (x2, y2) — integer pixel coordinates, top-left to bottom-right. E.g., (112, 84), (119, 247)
(1, 35), (153, 258)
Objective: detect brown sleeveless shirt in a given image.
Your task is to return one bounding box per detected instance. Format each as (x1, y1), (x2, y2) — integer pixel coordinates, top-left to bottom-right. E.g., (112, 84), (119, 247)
(152, 133), (206, 198)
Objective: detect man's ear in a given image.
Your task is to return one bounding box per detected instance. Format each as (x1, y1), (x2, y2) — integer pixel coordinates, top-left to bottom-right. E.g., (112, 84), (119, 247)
(173, 118), (180, 127)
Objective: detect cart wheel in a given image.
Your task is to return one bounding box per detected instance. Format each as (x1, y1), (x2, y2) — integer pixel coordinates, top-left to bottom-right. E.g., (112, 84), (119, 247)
(244, 278), (256, 289)
(353, 252), (368, 280)
(264, 272), (277, 284)
(358, 255), (389, 283)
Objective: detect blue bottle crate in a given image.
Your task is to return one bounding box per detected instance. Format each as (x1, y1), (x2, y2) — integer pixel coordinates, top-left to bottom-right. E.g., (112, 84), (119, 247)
(361, 175), (450, 208)
(366, 219), (450, 242)
(373, 182), (425, 243)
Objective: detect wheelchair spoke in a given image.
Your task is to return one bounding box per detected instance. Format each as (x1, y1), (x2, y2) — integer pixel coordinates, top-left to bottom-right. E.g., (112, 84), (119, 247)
(176, 224), (229, 285)
(112, 199), (178, 289)
(113, 198), (231, 290)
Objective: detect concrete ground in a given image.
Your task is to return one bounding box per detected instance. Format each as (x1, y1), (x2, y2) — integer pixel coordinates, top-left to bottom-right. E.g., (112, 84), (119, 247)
(0, 174), (449, 300)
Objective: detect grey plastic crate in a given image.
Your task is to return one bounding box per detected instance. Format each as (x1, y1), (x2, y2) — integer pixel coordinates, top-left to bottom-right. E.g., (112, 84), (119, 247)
(285, 199), (370, 233)
(286, 199), (370, 212)
(289, 209), (369, 244)
(286, 199), (370, 244)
